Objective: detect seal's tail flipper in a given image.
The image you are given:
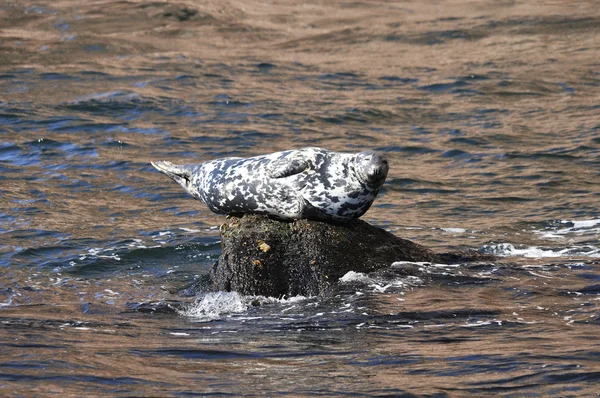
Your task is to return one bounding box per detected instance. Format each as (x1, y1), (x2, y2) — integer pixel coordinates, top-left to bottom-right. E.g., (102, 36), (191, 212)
(151, 161), (193, 186)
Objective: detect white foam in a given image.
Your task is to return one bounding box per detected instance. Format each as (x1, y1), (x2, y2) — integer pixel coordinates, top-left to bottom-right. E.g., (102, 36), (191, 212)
(392, 261), (460, 268)
(265, 295), (309, 304)
(441, 228), (467, 234)
(481, 243), (600, 258)
(182, 292), (247, 320)
(0, 296), (12, 307)
(179, 227), (201, 233)
(68, 231), (197, 269)
(339, 269), (417, 293)
(568, 219), (600, 229)
(461, 321), (493, 328)
(537, 219), (600, 239)
(339, 271), (370, 283)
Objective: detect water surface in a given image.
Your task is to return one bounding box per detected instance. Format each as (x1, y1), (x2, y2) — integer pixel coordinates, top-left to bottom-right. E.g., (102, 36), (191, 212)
(1, 1), (600, 396)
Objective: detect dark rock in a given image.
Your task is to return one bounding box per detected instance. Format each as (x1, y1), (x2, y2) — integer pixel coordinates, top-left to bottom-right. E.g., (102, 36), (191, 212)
(211, 214), (495, 297)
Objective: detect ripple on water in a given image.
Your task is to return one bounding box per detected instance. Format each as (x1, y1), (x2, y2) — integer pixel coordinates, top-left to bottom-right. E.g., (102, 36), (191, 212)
(375, 145), (439, 156)
(385, 178), (460, 195)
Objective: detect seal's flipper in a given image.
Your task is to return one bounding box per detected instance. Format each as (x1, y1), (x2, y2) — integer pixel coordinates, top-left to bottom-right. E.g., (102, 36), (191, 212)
(299, 198), (335, 222)
(151, 161), (193, 187)
(267, 156), (310, 179)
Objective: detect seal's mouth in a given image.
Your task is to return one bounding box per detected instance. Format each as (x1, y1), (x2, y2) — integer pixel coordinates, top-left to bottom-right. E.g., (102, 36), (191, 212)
(151, 161), (192, 187)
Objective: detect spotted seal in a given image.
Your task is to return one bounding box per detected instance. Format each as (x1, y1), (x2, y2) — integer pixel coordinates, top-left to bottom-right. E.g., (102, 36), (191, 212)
(151, 147), (388, 222)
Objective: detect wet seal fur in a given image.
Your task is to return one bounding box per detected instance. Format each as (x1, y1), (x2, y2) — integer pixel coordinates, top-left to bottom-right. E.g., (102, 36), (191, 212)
(151, 147), (388, 222)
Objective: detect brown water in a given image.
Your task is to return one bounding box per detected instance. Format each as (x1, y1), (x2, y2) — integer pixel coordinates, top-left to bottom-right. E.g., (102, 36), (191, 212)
(1, 1), (600, 396)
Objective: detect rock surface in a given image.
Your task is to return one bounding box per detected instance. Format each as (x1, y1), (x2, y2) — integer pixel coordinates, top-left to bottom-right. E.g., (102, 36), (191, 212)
(211, 214), (494, 297)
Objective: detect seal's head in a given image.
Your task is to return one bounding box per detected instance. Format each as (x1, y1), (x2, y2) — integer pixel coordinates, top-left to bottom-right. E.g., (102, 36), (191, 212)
(151, 161), (202, 200)
(353, 150), (389, 188)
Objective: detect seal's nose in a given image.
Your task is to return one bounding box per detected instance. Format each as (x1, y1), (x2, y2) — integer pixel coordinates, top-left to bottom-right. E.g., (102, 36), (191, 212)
(368, 152), (389, 179)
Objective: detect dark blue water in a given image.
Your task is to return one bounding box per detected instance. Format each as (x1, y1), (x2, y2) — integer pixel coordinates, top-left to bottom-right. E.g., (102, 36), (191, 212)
(1, 1), (600, 396)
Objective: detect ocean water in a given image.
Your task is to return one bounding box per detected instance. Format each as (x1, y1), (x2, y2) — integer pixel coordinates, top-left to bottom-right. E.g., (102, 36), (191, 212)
(1, 1), (600, 396)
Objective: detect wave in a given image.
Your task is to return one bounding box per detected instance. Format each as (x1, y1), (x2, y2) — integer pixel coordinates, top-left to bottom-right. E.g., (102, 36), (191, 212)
(480, 243), (600, 259)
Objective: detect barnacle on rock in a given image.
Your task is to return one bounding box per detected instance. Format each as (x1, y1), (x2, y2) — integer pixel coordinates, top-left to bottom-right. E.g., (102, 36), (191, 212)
(257, 240), (271, 252)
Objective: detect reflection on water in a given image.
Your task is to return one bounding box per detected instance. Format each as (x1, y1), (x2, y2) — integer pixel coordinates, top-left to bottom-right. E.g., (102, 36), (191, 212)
(1, 0), (600, 395)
